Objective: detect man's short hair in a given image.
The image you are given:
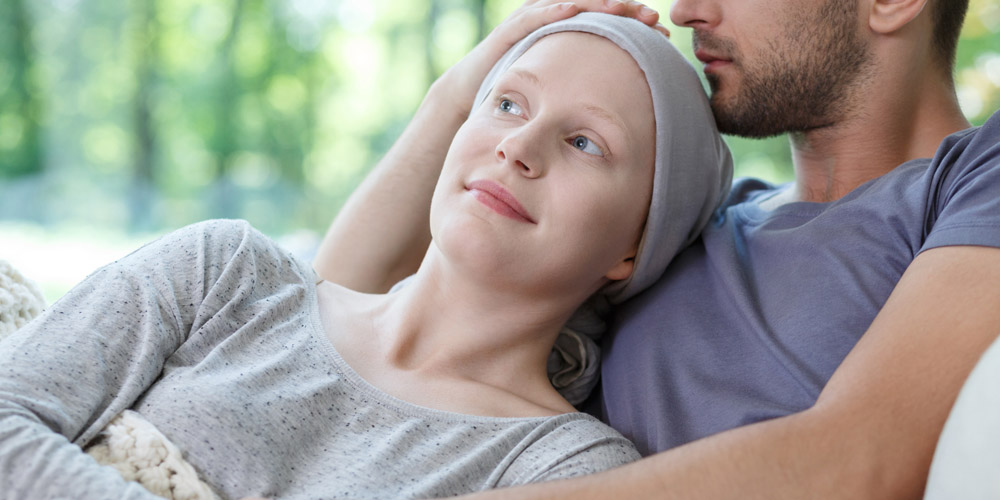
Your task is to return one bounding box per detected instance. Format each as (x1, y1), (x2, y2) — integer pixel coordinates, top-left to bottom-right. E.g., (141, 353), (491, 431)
(932, 0), (969, 71)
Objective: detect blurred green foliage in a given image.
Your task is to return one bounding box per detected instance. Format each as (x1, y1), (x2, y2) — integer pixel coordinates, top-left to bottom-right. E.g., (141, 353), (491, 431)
(0, 0), (998, 237)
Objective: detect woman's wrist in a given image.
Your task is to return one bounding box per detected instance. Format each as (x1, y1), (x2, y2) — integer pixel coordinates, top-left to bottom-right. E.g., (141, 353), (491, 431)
(425, 66), (478, 125)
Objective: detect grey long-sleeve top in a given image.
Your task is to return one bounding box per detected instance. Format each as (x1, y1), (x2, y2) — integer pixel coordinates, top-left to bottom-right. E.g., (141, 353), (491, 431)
(0, 220), (639, 500)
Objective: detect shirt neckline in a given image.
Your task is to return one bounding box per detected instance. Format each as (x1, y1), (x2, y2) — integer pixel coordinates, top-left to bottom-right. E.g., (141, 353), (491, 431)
(302, 274), (586, 424)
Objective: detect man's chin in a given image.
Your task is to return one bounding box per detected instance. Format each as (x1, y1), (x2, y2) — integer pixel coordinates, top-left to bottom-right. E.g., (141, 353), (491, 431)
(711, 103), (791, 139)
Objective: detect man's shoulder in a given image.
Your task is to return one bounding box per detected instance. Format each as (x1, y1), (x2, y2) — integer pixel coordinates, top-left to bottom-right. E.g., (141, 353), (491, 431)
(971, 107), (1000, 140)
(924, 109), (1000, 199)
(935, 109), (1000, 165)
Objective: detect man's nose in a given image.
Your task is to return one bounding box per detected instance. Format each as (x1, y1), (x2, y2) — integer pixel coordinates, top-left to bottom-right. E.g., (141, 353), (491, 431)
(669, 0), (721, 29)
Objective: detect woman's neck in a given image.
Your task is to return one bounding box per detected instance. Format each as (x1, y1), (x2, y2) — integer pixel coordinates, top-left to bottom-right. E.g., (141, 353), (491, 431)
(317, 250), (581, 417)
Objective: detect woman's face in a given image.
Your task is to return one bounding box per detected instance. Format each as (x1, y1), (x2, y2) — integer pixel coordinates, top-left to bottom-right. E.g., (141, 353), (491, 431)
(430, 32), (655, 300)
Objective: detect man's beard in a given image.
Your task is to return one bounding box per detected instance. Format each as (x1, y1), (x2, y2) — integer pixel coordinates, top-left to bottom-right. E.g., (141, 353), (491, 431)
(699, 0), (874, 138)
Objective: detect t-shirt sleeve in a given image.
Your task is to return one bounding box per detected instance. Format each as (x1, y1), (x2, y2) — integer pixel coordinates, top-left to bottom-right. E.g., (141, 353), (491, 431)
(0, 219), (273, 499)
(497, 416), (641, 487)
(921, 111), (1000, 252)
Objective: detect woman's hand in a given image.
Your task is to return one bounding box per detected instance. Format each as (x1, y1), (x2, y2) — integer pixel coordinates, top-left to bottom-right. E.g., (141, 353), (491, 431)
(432, 0), (667, 121)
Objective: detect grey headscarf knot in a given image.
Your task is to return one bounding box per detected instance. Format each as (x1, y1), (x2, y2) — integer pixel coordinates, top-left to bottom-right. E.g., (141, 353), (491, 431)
(474, 12), (734, 406)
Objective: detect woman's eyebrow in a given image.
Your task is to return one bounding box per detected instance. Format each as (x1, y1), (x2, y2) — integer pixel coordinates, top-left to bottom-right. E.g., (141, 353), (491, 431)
(508, 68), (543, 88)
(583, 105), (629, 140)
(505, 68), (629, 140)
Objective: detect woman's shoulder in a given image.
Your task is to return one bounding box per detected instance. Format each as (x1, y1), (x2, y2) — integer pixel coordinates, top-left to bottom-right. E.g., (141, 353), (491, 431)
(124, 219), (317, 297)
(538, 412), (639, 450)
(498, 412), (640, 487)
(168, 218), (268, 254)
(162, 219), (310, 271)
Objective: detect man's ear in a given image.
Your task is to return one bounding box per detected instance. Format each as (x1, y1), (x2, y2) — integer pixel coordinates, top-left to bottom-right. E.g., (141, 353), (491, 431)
(868, 0), (928, 34)
(605, 256), (636, 282)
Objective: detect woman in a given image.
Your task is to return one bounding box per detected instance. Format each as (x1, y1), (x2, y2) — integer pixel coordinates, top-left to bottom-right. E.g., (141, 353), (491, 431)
(0, 13), (730, 500)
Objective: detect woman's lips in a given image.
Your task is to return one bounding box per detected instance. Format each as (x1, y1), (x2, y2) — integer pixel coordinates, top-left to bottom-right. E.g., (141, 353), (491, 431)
(466, 179), (536, 224)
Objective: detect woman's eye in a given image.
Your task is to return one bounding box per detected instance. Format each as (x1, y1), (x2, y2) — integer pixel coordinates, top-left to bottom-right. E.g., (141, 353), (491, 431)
(498, 98), (523, 116)
(570, 135), (604, 157)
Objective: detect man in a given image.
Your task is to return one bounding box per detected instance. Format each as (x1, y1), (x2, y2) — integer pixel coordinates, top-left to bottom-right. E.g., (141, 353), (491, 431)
(315, 0), (1000, 497)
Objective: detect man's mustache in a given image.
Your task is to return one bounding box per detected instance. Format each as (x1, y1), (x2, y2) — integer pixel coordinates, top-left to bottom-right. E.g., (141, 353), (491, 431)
(692, 31), (739, 61)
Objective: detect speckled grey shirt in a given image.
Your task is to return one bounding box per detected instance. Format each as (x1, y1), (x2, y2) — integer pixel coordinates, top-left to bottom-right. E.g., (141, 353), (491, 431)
(0, 220), (639, 500)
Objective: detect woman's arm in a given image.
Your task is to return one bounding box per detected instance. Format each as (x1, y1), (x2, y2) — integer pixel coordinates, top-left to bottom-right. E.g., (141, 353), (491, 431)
(0, 220), (257, 499)
(313, 0), (664, 293)
(0, 259), (184, 498)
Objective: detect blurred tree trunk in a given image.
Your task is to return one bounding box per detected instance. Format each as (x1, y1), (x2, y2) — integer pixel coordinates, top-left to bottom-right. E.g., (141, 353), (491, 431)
(212, 0), (247, 219)
(3, 0), (43, 180)
(289, 59), (317, 187)
(129, 0), (159, 232)
(424, 0), (440, 85)
(473, 0), (487, 42)
(423, 0), (487, 85)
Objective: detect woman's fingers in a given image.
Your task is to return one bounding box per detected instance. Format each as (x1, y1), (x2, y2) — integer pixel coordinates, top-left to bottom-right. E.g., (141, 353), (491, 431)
(487, 0), (667, 65)
(604, 0), (669, 36)
(626, 0), (660, 25)
(530, 0), (662, 26)
(494, 2), (581, 48)
(430, 0), (670, 118)
(511, 0), (669, 36)
(434, 2), (582, 117)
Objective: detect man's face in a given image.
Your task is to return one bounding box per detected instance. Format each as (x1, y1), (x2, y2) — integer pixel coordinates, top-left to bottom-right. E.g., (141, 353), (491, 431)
(671, 0), (874, 138)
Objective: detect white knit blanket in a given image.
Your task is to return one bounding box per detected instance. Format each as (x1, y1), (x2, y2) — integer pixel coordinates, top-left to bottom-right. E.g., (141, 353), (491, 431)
(85, 410), (220, 500)
(0, 259), (46, 340)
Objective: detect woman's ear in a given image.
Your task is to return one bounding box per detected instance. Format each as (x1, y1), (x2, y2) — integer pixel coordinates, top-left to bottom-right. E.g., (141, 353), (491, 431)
(868, 0), (928, 34)
(604, 256), (636, 282)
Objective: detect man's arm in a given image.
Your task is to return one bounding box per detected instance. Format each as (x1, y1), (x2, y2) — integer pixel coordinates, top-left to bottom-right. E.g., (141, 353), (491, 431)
(457, 244), (1000, 499)
(313, 0), (665, 293)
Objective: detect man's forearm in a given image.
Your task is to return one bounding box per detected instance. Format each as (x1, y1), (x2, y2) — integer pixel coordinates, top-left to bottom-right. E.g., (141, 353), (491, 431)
(314, 80), (466, 292)
(457, 406), (891, 500)
(460, 246), (1000, 499)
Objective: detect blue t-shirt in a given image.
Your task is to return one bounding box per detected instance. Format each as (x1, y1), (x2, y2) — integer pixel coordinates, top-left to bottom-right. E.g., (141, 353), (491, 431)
(591, 109), (1000, 456)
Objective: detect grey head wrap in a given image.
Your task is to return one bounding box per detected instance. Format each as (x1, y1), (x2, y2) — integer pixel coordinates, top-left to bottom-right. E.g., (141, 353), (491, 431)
(472, 12), (733, 405)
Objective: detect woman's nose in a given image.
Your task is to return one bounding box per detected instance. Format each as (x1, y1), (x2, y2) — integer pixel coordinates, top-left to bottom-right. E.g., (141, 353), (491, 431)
(495, 133), (542, 178)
